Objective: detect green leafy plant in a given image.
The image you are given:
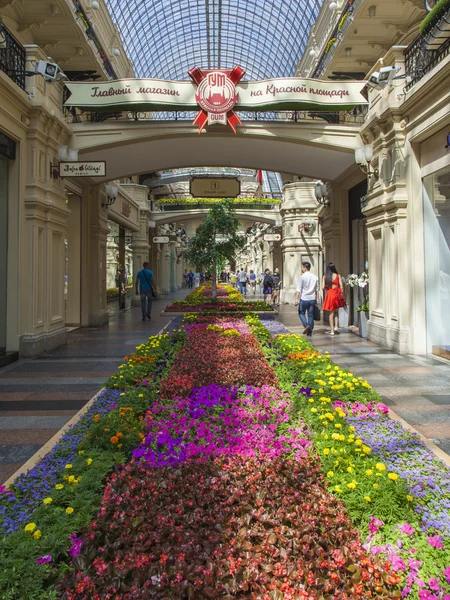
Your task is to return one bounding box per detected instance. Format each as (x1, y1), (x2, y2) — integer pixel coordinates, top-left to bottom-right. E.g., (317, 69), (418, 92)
(184, 200), (245, 303)
(420, 0), (450, 36)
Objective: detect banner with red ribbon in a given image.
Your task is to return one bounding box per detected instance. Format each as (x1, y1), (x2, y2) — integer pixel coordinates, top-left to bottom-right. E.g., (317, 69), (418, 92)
(188, 65), (245, 133)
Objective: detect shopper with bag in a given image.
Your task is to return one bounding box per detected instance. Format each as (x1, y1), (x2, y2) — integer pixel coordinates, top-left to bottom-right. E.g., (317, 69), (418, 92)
(294, 262), (319, 336)
(135, 261), (156, 322)
(322, 263), (346, 336)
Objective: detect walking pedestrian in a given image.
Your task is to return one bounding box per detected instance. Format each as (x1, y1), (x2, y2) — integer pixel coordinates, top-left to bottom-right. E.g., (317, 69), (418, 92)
(188, 270), (194, 289)
(239, 269), (249, 296)
(249, 270), (257, 294)
(322, 263), (345, 336)
(135, 261), (155, 322)
(263, 268), (274, 303)
(294, 262), (319, 336)
(272, 268), (282, 306)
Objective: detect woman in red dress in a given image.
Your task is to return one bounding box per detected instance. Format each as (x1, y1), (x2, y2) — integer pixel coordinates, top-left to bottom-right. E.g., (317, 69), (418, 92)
(322, 263), (345, 336)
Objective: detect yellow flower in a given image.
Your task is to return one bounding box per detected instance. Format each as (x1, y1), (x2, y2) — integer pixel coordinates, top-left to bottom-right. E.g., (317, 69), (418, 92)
(327, 471), (334, 478)
(65, 464), (72, 470)
(365, 469), (373, 476)
(323, 448), (330, 455)
(120, 391), (125, 395)
(388, 473), (398, 481)
(362, 445), (371, 455)
(364, 496), (371, 503)
(375, 463), (386, 471)
(33, 530), (42, 540)
(406, 495), (413, 502)
(138, 394), (144, 398)
(347, 467), (354, 473)
(87, 458), (93, 466)
(311, 407), (318, 413)
(43, 497), (53, 505)
(78, 450), (85, 455)
(334, 424), (342, 429)
(373, 483), (379, 489)
(349, 426), (355, 432)
(355, 439), (363, 447)
(24, 523), (36, 533)
(65, 507), (74, 515)
(55, 484), (64, 490)
(347, 482), (357, 489)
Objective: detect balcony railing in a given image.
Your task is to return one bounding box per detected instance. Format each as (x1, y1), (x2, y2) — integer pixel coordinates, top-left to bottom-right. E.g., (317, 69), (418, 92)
(404, 33), (450, 91)
(64, 106), (367, 125)
(0, 23), (26, 91)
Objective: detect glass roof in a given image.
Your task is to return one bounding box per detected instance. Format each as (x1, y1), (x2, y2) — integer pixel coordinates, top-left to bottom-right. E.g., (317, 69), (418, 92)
(104, 0), (323, 81)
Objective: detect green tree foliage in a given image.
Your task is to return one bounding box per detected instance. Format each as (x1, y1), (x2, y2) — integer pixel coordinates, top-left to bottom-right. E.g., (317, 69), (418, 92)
(184, 200), (244, 303)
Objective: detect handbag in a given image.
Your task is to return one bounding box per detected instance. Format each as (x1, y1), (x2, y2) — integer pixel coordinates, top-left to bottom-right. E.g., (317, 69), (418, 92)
(336, 287), (346, 308)
(142, 270), (157, 299)
(313, 303), (321, 321)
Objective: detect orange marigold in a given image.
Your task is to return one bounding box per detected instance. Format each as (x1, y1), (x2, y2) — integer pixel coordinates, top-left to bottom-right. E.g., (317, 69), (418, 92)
(110, 435), (119, 444)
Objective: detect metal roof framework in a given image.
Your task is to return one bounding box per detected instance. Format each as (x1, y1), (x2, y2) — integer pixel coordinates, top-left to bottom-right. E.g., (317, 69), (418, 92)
(104, 0), (322, 80)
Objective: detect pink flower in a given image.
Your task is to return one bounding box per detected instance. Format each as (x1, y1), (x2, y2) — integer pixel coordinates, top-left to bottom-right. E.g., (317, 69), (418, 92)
(443, 566), (450, 584)
(376, 402), (389, 414)
(418, 591), (439, 600)
(428, 578), (440, 592)
(389, 552), (406, 572)
(368, 516), (385, 533)
(399, 522), (415, 536)
(36, 555), (52, 564)
(0, 485), (12, 495)
(427, 535), (444, 550)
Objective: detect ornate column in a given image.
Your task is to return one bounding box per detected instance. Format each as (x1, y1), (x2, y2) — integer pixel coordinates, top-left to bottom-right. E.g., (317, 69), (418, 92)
(85, 185), (110, 327)
(20, 108), (72, 356)
(280, 182), (322, 304)
(159, 243), (171, 295)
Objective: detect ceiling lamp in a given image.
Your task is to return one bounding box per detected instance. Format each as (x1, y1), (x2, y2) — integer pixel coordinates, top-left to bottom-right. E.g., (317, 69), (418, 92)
(329, 2), (338, 10)
(368, 5), (376, 17)
(112, 48), (120, 56)
(91, 1), (100, 9)
(345, 47), (352, 57)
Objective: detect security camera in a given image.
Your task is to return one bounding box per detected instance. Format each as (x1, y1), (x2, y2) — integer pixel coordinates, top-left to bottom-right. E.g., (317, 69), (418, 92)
(35, 60), (67, 82)
(367, 71), (380, 89)
(378, 65), (400, 87)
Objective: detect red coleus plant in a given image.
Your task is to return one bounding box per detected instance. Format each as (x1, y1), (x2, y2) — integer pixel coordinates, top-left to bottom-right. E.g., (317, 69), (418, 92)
(60, 454), (400, 599)
(160, 326), (276, 398)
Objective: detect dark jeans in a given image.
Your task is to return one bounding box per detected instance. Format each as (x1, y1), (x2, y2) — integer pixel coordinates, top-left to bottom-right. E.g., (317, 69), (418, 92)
(299, 299), (316, 332)
(140, 290), (153, 318)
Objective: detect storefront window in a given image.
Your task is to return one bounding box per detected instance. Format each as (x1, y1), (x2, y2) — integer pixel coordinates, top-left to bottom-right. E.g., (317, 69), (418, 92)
(423, 165), (450, 359)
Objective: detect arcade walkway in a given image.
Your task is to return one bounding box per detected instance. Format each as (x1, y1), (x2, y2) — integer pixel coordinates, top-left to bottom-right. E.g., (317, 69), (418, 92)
(1, 294), (449, 485)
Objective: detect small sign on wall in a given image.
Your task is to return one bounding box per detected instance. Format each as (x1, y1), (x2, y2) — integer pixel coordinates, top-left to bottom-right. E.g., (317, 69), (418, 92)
(153, 236), (169, 244)
(264, 233), (281, 241)
(59, 161), (106, 177)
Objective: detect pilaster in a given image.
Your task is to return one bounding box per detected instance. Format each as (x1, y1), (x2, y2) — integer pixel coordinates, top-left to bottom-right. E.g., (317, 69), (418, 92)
(280, 183), (322, 304)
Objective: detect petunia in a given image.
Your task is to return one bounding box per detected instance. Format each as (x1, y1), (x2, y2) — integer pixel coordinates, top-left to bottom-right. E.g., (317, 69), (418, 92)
(36, 555), (52, 564)
(427, 535), (444, 549)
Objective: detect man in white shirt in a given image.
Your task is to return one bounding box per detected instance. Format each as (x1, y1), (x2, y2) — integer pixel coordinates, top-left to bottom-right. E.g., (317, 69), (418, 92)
(239, 269), (249, 296)
(294, 262), (319, 336)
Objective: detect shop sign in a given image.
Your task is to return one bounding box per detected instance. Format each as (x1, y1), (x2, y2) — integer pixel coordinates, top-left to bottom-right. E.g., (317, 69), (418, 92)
(59, 161), (106, 177)
(264, 233), (281, 241)
(153, 236), (169, 244)
(121, 199), (131, 217)
(64, 75), (368, 136)
(190, 177), (240, 198)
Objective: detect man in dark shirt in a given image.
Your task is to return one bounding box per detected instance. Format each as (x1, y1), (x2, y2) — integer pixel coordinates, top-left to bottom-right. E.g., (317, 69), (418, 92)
(272, 268), (282, 306)
(135, 262), (155, 321)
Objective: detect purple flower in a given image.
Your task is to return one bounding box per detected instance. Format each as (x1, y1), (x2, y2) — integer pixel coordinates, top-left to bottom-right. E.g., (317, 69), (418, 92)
(68, 533), (83, 557)
(427, 535), (444, 549)
(36, 555), (52, 564)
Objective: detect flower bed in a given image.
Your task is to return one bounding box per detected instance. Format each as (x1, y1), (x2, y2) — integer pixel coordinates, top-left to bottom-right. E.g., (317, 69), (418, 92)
(248, 317), (450, 599)
(165, 283), (274, 313)
(1, 315), (449, 599)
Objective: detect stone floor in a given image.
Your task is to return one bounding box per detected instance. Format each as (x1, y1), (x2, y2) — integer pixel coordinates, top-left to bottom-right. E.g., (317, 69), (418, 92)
(1, 290), (449, 484)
